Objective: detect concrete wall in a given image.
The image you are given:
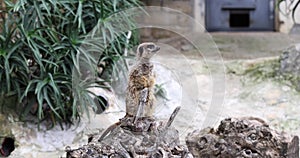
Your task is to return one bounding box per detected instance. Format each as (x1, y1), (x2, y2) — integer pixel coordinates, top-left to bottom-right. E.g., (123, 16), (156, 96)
(194, 0), (300, 33)
(193, 0), (206, 31)
(141, 0), (299, 34)
(139, 0), (195, 40)
(142, 0), (193, 14)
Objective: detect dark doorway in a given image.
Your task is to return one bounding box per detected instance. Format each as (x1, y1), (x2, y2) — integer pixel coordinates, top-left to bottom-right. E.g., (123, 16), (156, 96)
(230, 11), (250, 27)
(205, 0), (276, 31)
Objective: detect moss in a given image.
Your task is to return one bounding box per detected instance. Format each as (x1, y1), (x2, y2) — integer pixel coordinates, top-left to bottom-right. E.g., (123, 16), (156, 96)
(226, 56), (300, 92)
(226, 57), (280, 78)
(243, 59), (280, 82)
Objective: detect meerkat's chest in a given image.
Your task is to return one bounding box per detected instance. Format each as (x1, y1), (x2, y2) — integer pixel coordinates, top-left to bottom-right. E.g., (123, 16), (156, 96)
(131, 63), (154, 77)
(128, 63), (155, 90)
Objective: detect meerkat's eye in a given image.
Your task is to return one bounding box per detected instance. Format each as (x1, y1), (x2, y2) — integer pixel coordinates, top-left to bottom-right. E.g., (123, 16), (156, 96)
(147, 44), (155, 49)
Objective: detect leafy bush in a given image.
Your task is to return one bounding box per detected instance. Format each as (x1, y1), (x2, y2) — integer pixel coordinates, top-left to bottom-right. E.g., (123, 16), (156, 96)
(0, 0), (140, 128)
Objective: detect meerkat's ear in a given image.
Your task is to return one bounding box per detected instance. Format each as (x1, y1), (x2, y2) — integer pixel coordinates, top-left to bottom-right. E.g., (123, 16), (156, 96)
(138, 46), (144, 57)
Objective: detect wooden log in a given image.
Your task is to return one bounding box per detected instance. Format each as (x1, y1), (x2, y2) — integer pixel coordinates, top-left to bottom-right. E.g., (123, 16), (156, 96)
(186, 117), (299, 158)
(287, 136), (299, 158)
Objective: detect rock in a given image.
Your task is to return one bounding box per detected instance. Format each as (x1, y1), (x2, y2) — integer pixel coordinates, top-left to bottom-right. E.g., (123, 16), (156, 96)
(87, 86), (120, 114)
(289, 24), (300, 35)
(66, 116), (192, 158)
(0, 114), (13, 138)
(279, 44), (300, 90)
(186, 117), (299, 158)
(280, 44), (300, 76)
(0, 114), (15, 157)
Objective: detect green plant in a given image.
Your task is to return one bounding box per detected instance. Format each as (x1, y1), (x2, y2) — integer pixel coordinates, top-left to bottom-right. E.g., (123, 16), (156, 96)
(1, 0), (141, 128)
(154, 83), (168, 100)
(0, 12), (28, 98)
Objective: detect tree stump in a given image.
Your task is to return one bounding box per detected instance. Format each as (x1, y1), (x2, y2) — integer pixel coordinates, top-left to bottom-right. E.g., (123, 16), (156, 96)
(186, 117), (299, 158)
(65, 116), (192, 158)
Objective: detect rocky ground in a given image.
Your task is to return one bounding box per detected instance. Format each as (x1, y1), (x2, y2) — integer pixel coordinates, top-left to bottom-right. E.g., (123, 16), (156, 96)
(2, 33), (300, 157)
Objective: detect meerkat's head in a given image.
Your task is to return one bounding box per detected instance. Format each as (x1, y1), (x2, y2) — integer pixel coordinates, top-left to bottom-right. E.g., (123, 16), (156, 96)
(136, 42), (160, 62)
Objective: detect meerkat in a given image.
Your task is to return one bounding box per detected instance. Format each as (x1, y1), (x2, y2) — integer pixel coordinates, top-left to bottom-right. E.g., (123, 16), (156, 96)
(125, 42), (160, 118)
(98, 43), (159, 141)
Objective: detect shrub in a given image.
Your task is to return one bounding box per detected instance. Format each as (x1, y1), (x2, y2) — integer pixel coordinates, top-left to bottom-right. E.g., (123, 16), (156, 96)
(0, 0), (140, 128)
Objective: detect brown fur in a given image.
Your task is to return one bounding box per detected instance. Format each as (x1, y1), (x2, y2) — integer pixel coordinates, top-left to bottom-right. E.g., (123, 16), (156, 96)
(99, 43), (159, 141)
(125, 42), (159, 117)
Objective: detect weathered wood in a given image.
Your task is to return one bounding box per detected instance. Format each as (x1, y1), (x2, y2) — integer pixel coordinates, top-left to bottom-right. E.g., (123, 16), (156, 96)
(66, 116), (192, 158)
(287, 136), (299, 158)
(186, 117), (299, 158)
(165, 106), (181, 129)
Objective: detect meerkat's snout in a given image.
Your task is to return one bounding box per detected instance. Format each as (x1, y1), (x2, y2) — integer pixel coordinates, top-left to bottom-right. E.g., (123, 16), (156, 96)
(153, 45), (160, 52)
(147, 44), (160, 53)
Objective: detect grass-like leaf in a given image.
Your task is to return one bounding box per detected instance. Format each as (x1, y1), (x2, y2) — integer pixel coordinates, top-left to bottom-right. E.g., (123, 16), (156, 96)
(1, 0), (141, 128)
